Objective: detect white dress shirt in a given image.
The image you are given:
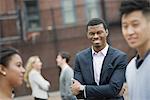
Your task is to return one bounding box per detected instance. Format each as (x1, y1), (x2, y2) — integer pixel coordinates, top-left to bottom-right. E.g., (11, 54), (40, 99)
(92, 44), (109, 85)
(80, 44), (109, 98)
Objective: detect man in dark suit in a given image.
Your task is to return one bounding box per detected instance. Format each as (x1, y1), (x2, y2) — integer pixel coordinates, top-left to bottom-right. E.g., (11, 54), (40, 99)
(71, 18), (128, 100)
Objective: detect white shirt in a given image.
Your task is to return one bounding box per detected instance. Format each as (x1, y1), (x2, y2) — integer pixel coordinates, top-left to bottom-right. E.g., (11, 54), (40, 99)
(92, 44), (109, 85)
(81, 44), (109, 98)
(29, 69), (50, 99)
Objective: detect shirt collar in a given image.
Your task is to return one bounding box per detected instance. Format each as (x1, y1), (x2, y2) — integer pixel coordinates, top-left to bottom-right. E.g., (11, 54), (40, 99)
(136, 49), (150, 69)
(92, 44), (109, 57)
(62, 64), (69, 71)
(136, 49), (150, 60)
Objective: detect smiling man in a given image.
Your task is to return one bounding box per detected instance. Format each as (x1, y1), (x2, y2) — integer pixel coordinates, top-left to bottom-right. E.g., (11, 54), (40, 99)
(71, 18), (128, 100)
(120, 0), (150, 100)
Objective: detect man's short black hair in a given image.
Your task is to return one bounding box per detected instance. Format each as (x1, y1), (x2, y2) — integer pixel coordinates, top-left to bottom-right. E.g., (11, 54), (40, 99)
(58, 51), (71, 63)
(120, 0), (150, 17)
(86, 18), (108, 31)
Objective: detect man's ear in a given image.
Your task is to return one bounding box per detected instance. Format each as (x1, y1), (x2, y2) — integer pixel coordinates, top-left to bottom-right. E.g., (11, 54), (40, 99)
(0, 65), (6, 76)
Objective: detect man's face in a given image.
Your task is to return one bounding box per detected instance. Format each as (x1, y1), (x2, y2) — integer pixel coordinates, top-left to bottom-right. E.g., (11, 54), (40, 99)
(122, 11), (150, 49)
(56, 55), (63, 67)
(87, 24), (108, 50)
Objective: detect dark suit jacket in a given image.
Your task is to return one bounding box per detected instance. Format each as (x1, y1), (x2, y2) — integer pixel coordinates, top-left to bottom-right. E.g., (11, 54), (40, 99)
(74, 46), (128, 100)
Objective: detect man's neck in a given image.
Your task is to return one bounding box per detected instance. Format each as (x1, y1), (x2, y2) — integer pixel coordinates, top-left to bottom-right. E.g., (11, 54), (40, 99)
(93, 43), (108, 53)
(61, 63), (69, 70)
(137, 41), (150, 59)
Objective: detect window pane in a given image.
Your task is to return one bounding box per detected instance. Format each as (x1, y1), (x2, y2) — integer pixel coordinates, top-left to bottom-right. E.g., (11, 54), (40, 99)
(63, 0), (73, 8)
(24, 0), (40, 31)
(86, 0), (98, 4)
(64, 11), (75, 23)
(62, 0), (76, 24)
(86, 0), (100, 20)
(88, 8), (99, 19)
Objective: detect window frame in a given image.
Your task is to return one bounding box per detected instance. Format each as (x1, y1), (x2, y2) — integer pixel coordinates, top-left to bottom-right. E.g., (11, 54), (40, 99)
(61, 0), (76, 25)
(24, 0), (41, 32)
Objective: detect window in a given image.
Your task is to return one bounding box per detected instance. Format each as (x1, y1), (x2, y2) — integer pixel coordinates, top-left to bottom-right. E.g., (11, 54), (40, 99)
(62, 0), (76, 24)
(0, 16), (20, 44)
(85, 0), (101, 20)
(24, 0), (40, 32)
(0, 0), (21, 44)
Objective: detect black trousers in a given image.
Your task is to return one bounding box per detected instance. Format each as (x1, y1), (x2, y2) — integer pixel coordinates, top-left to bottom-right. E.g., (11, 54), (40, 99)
(34, 97), (47, 100)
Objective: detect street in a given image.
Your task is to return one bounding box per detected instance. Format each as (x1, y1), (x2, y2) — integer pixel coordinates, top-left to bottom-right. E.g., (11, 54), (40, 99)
(14, 91), (61, 100)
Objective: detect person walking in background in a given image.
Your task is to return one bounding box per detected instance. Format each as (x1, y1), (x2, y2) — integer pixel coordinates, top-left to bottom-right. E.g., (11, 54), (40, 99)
(24, 56), (50, 100)
(120, 0), (150, 100)
(71, 18), (128, 100)
(0, 47), (25, 100)
(56, 51), (77, 100)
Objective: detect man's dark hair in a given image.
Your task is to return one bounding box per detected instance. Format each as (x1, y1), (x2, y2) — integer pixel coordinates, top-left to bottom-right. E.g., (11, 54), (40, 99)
(58, 51), (71, 63)
(0, 47), (20, 67)
(86, 18), (108, 31)
(120, 0), (150, 18)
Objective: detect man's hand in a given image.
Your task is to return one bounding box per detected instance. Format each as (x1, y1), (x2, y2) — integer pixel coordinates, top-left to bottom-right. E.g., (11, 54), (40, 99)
(71, 79), (81, 95)
(119, 83), (128, 97)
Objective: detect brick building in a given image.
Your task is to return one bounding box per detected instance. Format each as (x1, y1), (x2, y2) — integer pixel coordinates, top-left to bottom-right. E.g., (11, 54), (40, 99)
(0, 0), (135, 97)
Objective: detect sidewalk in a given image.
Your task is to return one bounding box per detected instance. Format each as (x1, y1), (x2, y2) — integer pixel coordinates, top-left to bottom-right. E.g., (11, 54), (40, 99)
(14, 91), (61, 100)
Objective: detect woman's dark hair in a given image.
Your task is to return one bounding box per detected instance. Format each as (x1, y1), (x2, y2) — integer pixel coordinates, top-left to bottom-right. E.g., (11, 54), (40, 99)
(120, 0), (150, 17)
(86, 18), (108, 31)
(0, 47), (20, 67)
(58, 51), (71, 63)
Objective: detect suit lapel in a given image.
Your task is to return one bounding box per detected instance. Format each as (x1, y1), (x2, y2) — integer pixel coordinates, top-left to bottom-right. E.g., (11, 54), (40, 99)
(85, 48), (95, 82)
(100, 47), (114, 83)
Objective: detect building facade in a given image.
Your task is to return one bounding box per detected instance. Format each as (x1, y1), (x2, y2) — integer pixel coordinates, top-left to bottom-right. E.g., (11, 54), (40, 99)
(0, 0), (135, 97)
